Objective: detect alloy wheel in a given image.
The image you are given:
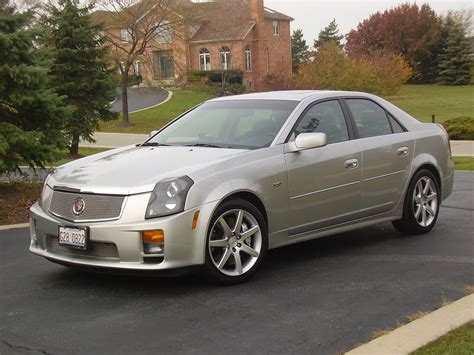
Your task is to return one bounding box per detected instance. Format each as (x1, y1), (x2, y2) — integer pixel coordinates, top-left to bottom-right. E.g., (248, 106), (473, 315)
(208, 209), (262, 277)
(413, 176), (438, 227)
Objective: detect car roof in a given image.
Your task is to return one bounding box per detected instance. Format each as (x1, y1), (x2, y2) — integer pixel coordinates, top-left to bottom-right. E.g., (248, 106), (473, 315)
(208, 90), (375, 103)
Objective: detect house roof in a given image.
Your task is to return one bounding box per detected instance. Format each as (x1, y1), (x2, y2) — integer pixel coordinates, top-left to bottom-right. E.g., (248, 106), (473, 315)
(92, 0), (293, 43)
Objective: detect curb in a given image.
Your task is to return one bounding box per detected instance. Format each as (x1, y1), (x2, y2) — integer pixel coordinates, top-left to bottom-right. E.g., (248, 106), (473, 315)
(346, 294), (474, 354)
(127, 90), (173, 114)
(0, 223), (29, 231)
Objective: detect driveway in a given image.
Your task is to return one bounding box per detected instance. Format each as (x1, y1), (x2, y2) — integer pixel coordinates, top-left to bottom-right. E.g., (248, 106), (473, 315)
(0, 172), (472, 354)
(111, 87), (170, 113)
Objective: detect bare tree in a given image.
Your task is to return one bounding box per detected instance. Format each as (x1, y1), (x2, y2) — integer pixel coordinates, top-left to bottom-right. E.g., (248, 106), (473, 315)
(97, 0), (185, 125)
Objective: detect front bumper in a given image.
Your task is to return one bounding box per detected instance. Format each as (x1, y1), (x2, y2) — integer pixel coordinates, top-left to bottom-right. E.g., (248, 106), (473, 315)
(29, 198), (219, 271)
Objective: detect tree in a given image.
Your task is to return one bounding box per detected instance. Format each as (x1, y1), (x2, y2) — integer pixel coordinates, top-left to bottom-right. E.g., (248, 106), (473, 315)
(0, 0), (71, 174)
(437, 14), (471, 85)
(44, 0), (118, 156)
(97, 0), (185, 125)
(297, 42), (411, 95)
(345, 3), (443, 83)
(314, 19), (343, 50)
(291, 28), (309, 71)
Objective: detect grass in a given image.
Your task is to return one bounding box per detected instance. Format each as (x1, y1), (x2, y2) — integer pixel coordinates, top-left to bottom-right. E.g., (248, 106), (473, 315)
(98, 85), (473, 134)
(100, 89), (214, 134)
(386, 85), (474, 123)
(453, 157), (474, 171)
(0, 182), (43, 225)
(411, 322), (474, 355)
(53, 147), (110, 166)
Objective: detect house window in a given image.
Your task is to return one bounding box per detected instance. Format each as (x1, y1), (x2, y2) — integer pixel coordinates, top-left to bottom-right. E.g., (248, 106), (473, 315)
(220, 46), (231, 70)
(199, 48), (211, 71)
(133, 61), (141, 76)
(120, 28), (132, 42)
(245, 46), (252, 72)
(272, 20), (280, 35)
(154, 21), (172, 44)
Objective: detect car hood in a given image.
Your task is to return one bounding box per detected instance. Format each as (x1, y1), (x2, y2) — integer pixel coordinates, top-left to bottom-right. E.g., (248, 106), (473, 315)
(49, 145), (246, 195)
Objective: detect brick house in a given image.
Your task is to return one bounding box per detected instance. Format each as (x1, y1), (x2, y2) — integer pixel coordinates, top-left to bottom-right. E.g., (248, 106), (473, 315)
(95, 0), (293, 91)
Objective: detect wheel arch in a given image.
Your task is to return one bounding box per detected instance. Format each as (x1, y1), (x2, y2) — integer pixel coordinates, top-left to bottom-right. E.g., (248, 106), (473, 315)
(219, 191), (269, 228)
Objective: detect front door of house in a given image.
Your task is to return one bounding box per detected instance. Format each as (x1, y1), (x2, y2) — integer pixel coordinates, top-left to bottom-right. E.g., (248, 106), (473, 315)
(154, 50), (175, 80)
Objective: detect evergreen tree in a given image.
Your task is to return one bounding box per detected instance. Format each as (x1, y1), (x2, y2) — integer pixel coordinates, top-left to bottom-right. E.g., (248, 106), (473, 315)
(314, 19), (344, 50)
(291, 28), (309, 71)
(44, 0), (118, 156)
(438, 15), (471, 85)
(0, 1), (70, 174)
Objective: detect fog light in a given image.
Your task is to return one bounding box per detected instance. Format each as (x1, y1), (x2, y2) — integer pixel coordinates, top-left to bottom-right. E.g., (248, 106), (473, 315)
(142, 230), (164, 255)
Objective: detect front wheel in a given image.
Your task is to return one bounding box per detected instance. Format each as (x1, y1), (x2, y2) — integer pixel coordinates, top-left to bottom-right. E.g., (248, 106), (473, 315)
(203, 199), (268, 285)
(393, 169), (440, 235)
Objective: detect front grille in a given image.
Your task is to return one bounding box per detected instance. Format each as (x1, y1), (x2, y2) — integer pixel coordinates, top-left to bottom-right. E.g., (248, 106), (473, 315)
(49, 236), (119, 258)
(49, 190), (125, 222)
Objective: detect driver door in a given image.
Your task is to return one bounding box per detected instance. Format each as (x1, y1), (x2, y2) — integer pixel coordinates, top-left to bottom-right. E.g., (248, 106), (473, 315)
(284, 100), (362, 236)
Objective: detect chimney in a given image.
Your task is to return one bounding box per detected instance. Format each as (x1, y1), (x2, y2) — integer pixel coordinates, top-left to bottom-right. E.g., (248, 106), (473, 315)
(250, 0), (264, 23)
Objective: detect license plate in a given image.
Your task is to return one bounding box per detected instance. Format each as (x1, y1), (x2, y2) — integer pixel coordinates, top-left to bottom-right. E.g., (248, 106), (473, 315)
(58, 226), (88, 250)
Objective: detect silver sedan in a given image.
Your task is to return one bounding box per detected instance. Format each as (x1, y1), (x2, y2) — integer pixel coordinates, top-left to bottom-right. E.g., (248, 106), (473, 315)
(29, 91), (454, 284)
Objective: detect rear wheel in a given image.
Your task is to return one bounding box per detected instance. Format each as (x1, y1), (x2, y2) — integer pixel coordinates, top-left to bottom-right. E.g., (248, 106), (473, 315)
(203, 199), (268, 285)
(393, 169), (440, 235)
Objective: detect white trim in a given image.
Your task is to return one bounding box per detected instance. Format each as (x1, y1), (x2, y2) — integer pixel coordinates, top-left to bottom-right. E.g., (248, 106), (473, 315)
(0, 223), (29, 231)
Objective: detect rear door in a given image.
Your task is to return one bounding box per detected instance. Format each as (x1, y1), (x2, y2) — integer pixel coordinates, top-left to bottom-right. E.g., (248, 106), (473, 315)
(344, 98), (414, 217)
(285, 99), (362, 235)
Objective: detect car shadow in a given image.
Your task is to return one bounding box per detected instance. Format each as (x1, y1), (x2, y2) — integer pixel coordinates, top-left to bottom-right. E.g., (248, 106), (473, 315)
(46, 222), (407, 293)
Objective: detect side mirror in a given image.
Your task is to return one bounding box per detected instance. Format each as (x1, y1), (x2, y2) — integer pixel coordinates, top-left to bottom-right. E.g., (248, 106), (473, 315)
(286, 133), (327, 153)
(149, 130), (159, 138)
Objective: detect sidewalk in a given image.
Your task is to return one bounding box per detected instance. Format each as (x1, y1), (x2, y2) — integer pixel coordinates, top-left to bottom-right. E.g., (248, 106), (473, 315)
(451, 140), (473, 157)
(80, 132), (149, 148)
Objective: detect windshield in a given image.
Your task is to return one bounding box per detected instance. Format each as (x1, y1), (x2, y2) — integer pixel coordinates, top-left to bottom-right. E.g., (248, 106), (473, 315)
(147, 100), (299, 150)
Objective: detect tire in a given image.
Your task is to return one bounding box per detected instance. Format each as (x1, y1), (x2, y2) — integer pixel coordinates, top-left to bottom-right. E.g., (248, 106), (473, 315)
(392, 169), (441, 235)
(203, 199), (268, 285)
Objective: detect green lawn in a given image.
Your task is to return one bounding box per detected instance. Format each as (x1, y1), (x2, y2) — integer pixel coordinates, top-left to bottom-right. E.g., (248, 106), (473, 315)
(53, 147), (110, 166)
(412, 322), (474, 355)
(100, 90), (213, 134)
(386, 85), (474, 123)
(453, 157), (474, 171)
(98, 85), (473, 134)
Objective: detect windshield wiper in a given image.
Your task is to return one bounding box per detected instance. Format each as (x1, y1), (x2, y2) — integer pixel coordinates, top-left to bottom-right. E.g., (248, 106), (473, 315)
(185, 143), (224, 148)
(141, 142), (170, 147)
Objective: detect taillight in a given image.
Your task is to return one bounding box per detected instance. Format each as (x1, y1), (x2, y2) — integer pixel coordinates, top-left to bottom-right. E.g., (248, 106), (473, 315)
(437, 123), (452, 157)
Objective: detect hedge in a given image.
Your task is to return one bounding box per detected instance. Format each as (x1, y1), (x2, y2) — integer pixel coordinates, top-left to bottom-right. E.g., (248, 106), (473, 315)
(443, 116), (474, 140)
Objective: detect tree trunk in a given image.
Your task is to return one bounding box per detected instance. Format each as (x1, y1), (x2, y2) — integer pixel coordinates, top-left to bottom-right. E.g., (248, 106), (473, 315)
(121, 71), (129, 125)
(69, 134), (80, 156)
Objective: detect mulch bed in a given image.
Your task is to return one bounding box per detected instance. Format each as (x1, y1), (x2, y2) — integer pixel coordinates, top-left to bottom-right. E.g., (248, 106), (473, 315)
(0, 182), (43, 225)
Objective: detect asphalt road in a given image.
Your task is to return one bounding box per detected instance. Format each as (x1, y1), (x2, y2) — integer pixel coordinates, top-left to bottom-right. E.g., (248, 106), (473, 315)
(1, 172), (473, 355)
(112, 87), (169, 113)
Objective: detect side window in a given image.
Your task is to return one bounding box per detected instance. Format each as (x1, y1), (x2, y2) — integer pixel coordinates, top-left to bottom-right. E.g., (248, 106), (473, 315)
(294, 100), (349, 144)
(389, 114), (405, 134)
(346, 99), (392, 138)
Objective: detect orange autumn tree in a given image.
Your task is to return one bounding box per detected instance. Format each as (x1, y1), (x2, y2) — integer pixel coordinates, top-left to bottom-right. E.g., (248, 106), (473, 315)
(297, 43), (412, 96)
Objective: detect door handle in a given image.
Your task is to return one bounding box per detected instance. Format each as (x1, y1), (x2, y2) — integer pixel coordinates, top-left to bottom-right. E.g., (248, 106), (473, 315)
(398, 147), (409, 157)
(345, 159), (359, 170)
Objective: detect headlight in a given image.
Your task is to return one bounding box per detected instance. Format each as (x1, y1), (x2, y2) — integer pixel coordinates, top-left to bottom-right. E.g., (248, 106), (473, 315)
(145, 176), (194, 219)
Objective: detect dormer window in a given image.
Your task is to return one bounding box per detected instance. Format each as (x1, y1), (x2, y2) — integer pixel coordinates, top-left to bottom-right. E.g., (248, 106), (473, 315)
(272, 20), (280, 35)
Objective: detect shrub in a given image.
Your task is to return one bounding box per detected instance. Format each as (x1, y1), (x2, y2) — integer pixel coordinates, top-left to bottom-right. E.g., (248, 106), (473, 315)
(187, 70), (243, 85)
(217, 83), (248, 96)
(443, 116), (474, 140)
(297, 43), (412, 95)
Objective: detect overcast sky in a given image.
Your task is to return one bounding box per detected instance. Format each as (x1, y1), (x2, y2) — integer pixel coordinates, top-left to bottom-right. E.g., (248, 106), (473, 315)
(265, 0), (473, 46)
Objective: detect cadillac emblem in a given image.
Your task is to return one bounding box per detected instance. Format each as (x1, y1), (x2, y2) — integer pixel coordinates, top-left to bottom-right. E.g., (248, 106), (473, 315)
(72, 197), (86, 216)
